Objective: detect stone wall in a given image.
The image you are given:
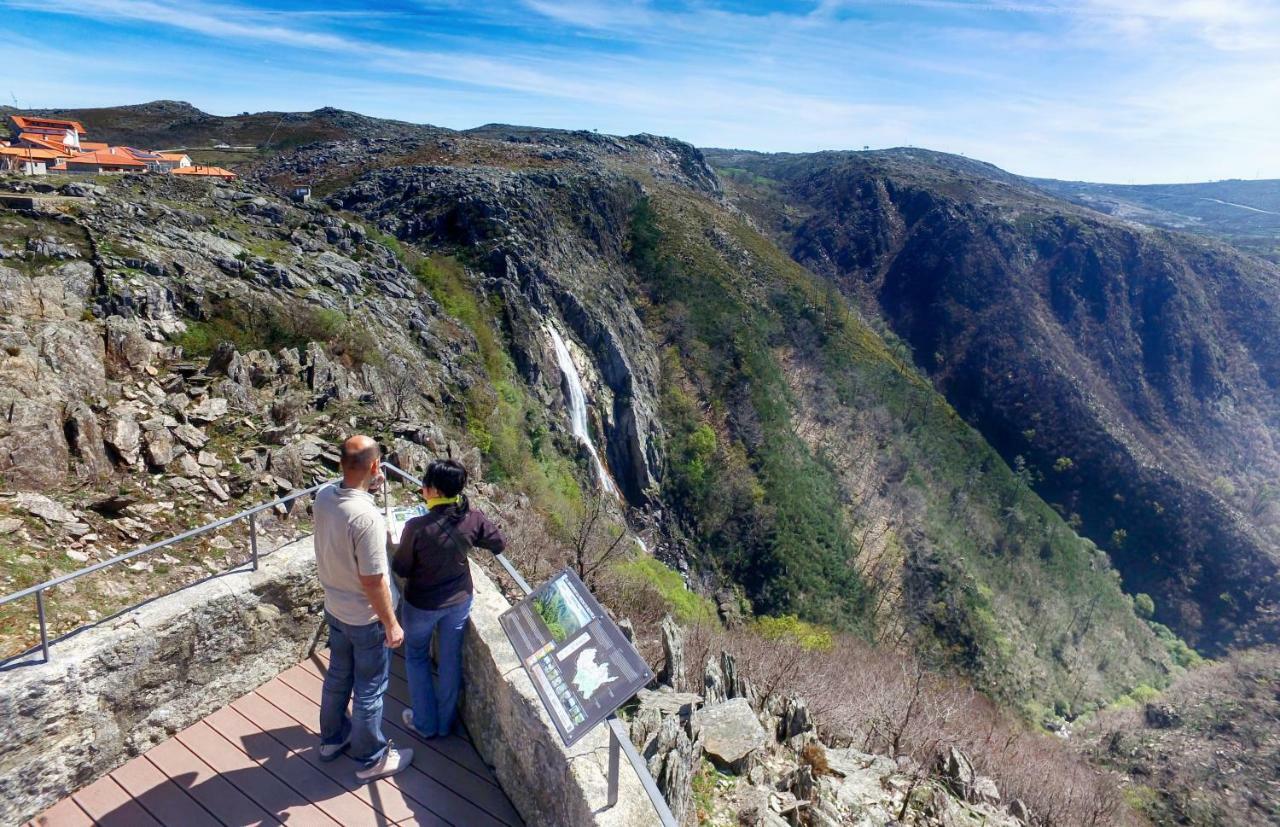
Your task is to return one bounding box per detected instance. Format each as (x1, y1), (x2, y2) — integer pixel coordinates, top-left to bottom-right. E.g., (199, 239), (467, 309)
(0, 537), (662, 826)
(462, 558), (658, 827)
(0, 536), (324, 826)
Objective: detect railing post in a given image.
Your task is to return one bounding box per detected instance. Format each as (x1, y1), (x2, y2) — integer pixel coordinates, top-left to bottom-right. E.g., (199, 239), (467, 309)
(607, 720), (621, 808)
(36, 589), (49, 663)
(249, 514), (259, 571)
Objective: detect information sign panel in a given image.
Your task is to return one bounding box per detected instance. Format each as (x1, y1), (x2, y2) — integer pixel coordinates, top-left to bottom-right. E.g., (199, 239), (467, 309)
(387, 504), (426, 544)
(499, 567), (653, 746)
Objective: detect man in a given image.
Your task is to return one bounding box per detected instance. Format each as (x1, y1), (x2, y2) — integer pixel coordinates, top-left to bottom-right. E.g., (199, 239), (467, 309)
(313, 435), (412, 781)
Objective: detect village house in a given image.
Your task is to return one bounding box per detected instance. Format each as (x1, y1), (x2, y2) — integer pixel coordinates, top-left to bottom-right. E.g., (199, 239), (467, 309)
(2, 113), (234, 180)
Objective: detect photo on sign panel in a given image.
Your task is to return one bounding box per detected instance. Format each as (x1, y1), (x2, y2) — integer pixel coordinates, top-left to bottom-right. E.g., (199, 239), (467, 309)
(532, 576), (591, 643)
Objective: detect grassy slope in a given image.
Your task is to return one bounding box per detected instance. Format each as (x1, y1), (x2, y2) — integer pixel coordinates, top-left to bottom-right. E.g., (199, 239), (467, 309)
(636, 183), (1173, 714)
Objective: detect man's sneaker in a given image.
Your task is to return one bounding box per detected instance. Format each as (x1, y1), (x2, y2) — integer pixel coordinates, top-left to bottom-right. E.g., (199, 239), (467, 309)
(318, 738), (349, 762)
(356, 744), (414, 782)
(401, 708), (432, 739)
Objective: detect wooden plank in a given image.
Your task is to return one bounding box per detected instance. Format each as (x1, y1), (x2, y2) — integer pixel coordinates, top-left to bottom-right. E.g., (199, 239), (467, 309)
(71, 775), (163, 827)
(204, 704), (385, 827)
(232, 690), (416, 823)
(28, 797), (93, 827)
(110, 754), (222, 827)
(249, 682), (446, 826)
(176, 721), (342, 827)
(296, 655), (499, 783)
(287, 659), (522, 825)
(258, 675), (508, 826)
(147, 733), (282, 827)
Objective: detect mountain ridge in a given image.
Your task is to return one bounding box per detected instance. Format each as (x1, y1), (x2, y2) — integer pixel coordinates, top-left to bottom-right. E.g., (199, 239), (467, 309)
(706, 146), (1280, 653)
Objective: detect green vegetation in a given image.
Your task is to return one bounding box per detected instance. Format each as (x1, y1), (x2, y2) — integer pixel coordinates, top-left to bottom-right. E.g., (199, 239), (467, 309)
(1150, 621), (1203, 669)
(628, 191), (1174, 711)
(630, 196), (870, 629)
(753, 614), (835, 651)
(174, 298), (379, 367)
(614, 555), (717, 623)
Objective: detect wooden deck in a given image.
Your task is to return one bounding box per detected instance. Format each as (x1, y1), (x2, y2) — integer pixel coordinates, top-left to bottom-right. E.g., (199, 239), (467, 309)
(29, 650), (524, 827)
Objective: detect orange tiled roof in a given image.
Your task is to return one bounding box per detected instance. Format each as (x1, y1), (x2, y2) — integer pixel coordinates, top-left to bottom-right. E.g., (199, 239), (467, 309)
(16, 133), (74, 154)
(64, 150), (147, 168)
(170, 165), (236, 179)
(157, 153), (190, 162)
(0, 146), (66, 160)
(10, 115), (87, 135)
(78, 141), (110, 152)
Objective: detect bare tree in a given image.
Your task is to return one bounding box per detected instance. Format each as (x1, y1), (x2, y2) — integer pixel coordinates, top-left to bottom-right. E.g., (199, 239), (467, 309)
(568, 490), (630, 590)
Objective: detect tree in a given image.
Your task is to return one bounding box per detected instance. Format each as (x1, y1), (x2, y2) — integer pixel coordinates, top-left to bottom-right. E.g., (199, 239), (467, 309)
(1134, 593), (1155, 619)
(569, 490), (629, 590)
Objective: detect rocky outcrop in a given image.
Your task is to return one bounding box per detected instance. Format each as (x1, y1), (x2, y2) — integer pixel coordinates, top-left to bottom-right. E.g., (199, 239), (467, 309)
(694, 697), (770, 773)
(0, 535), (324, 826)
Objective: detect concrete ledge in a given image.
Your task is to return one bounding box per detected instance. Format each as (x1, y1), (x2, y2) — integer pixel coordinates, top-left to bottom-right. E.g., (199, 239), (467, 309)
(462, 559), (656, 826)
(0, 537), (324, 825)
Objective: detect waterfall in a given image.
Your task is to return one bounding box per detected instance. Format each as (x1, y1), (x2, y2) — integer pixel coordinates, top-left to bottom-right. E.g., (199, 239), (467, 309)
(547, 323), (618, 496)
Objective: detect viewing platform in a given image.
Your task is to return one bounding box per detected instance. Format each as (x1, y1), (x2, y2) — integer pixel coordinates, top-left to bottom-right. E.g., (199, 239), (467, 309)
(31, 649), (522, 827)
(2, 462), (667, 826)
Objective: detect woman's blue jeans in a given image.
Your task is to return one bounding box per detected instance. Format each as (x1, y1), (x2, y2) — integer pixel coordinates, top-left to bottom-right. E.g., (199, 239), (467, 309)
(402, 596), (473, 737)
(319, 611), (389, 766)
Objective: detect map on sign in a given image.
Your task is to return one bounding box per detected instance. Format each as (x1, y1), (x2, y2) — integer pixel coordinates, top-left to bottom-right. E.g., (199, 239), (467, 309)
(500, 568), (653, 746)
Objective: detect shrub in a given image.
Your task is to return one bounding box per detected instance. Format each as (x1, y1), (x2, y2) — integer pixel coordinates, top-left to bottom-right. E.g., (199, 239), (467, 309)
(174, 298), (378, 366)
(1134, 593), (1155, 619)
(613, 556), (717, 624)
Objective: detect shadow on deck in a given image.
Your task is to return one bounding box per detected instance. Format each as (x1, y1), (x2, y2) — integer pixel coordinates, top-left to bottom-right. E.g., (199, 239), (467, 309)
(30, 651), (524, 827)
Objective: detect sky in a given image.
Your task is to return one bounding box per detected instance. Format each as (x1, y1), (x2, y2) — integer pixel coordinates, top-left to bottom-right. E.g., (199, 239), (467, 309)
(3, 0), (1278, 183)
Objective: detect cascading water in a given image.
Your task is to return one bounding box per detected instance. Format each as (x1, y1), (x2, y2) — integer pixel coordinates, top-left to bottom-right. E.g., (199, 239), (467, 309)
(547, 323), (619, 496)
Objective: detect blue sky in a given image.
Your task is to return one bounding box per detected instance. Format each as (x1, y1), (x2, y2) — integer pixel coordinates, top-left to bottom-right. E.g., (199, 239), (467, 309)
(3, 0), (1278, 182)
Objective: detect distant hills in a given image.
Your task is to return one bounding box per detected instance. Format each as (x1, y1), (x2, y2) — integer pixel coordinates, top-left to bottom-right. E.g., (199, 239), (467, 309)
(1027, 177), (1280, 262)
(0, 100), (441, 153)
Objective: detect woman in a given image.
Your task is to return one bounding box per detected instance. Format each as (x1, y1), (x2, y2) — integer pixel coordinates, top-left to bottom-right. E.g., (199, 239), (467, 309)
(390, 459), (506, 738)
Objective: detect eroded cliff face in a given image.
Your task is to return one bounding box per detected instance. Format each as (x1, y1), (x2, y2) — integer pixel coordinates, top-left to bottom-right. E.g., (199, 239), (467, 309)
(708, 148), (1280, 653)
(0, 126), (1175, 714)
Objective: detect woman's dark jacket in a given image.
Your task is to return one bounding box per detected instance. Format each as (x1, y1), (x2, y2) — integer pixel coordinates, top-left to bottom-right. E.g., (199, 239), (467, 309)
(391, 499), (506, 610)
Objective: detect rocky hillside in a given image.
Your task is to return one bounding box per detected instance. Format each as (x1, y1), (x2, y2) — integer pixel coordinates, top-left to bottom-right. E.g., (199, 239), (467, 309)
(1081, 646), (1280, 826)
(1028, 176), (1280, 263)
(708, 147), (1280, 655)
(0, 100), (440, 152)
(0, 119), (1178, 724)
(252, 129), (1178, 714)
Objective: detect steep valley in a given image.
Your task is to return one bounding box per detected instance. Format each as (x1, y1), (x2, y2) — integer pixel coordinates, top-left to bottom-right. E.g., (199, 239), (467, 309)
(2, 104), (1276, 826)
(708, 147), (1280, 656)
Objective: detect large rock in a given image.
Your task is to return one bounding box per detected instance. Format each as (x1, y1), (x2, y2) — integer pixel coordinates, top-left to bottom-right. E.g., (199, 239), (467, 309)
(104, 408), (141, 466)
(0, 398), (69, 487)
(703, 655), (727, 703)
(14, 491), (78, 524)
(103, 316), (155, 372)
(778, 693), (814, 744)
(648, 713), (700, 823)
(64, 401), (111, 479)
(142, 423), (176, 469)
(659, 615), (685, 690)
(187, 396), (228, 423)
(693, 698), (769, 773)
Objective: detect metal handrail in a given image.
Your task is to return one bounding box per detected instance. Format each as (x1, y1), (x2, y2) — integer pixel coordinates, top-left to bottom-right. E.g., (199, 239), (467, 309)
(1, 456), (676, 824)
(0, 476), (338, 663)
(380, 459), (678, 827)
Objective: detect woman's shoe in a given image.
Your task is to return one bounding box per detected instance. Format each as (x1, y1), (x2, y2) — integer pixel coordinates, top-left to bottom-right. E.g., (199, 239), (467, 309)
(401, 707), (434, 739)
